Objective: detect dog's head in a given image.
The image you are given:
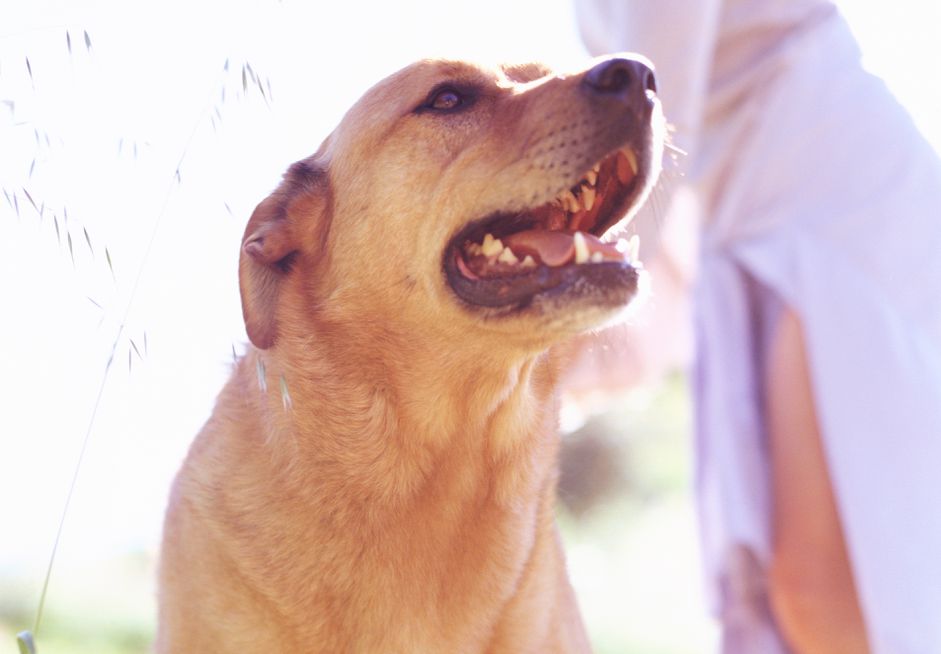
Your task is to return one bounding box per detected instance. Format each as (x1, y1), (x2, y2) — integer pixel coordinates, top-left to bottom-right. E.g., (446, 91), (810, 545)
(240, 56), (663, 354)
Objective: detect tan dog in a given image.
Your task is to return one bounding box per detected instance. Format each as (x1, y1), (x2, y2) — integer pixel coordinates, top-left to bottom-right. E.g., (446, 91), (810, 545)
(157, 55), (663, 653)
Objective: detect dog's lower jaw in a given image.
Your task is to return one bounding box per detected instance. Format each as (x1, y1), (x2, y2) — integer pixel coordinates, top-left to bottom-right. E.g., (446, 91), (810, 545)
(158, 343), (590, 654)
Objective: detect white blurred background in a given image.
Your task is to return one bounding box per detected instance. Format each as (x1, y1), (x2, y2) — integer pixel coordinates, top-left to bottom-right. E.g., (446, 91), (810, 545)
(1, 1), (938, 652)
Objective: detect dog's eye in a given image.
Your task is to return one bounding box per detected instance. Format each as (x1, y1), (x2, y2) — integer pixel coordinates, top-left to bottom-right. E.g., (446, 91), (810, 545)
(416, 84), (477, 115)
(427, 88), (464, 112)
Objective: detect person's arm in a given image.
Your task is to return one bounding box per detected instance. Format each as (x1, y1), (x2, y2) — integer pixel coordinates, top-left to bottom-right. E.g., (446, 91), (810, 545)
(766, 309), (871, 653)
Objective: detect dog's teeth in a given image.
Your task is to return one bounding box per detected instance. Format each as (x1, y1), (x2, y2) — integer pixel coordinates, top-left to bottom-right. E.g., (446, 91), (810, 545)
(498, 247), (519, 265)
(593, 162), (601, 174)
(561, 189), (579, 213)
(481, 233), (504, 257)
(591, 252), (604, 263)
(521, 255), (536, 268)
(616, 151), (635, 184)
(626, 149), (639, 174)
(466, 242), (482, 256)
(613, 235), (640, 262)
(627, 234), (640, 262)
(581, 185), (596, 211)
(573, 231), (589, 264)
(617, 148), (639, 180)
(585, 170), (598, 186)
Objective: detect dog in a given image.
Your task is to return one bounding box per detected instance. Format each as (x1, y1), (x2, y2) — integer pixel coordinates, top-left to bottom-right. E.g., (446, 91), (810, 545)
(157, 54), (663, 653)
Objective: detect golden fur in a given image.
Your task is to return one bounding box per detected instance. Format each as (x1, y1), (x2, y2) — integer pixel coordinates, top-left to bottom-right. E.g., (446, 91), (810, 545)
(157, 57), (661, 653)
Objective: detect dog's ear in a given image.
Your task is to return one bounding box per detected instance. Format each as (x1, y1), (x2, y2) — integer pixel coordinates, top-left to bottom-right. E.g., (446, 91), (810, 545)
(239, 160), (330, 349)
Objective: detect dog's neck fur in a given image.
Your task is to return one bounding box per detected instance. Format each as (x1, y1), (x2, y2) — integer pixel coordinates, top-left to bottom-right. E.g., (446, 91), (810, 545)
(252, 333), (561, 512)
(183, 323), (584, 651)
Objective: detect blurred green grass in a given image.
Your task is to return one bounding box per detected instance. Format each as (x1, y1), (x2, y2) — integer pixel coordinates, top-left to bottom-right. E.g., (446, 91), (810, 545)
(1, 375), (712, 653)
(558, 374), (714, 653)
(1, 552), (154, 654)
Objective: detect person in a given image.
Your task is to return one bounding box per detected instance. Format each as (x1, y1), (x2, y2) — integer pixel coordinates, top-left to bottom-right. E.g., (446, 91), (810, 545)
(573, 0), (941, 651)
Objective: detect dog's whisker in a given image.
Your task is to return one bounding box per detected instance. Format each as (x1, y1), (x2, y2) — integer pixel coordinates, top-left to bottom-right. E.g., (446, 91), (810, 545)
(663, 141), (687, 157)
(279, 375), (293, 412)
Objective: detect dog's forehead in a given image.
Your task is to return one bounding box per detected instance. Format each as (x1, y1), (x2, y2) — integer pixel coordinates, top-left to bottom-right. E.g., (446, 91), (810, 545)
(342, 59), (548, 121)
(322, 58), (552, 165)
(500, 61), (552, 84)
(381, 59), (551, 94)
(364, 60), (497, 108)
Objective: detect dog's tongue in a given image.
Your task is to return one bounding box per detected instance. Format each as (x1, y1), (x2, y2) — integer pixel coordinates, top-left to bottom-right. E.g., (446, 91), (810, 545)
(503, 229), (623, 266)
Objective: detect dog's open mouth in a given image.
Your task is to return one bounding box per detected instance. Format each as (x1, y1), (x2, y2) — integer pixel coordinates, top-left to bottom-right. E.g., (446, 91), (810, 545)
(444, 147), (644, 310)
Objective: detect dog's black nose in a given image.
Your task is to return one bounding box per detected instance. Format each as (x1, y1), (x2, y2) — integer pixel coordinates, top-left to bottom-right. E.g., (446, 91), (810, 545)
(583, 57), (657, 95)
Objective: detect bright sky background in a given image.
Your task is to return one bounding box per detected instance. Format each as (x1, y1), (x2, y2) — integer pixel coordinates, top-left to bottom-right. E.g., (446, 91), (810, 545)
(1, 0), (939, 636)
